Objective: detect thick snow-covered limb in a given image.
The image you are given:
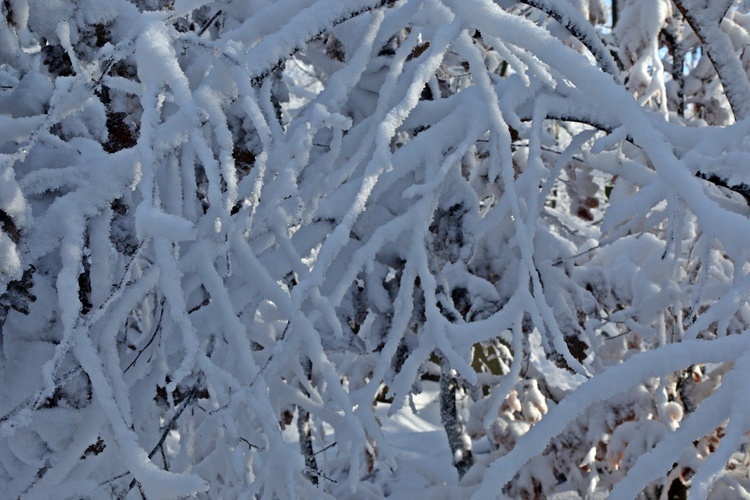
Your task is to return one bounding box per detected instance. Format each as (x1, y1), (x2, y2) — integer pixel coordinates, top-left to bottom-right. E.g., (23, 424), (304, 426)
(608, 350), (750, 499)
(230, 231), (370, 481)
(74, 305), (208, 499)
(482, 314), (525, 430)
(243, 0), (397, 86)
(673, 0), (750, 120)
(42, 211), (85, 397)
(20, 405), (105, 499)
(152, 238), (201, 391)
(135, 203), (196, 242)
(455, 0), (750, 260)
(5, 0), (750, 495)
(456, 28), (590, 376)
(520, 0), (621, 82)
(472, 334), (750, 498)
(319, 17), (460, 264)
(687, 352), (750, 499)
(0, 367), (82, 436)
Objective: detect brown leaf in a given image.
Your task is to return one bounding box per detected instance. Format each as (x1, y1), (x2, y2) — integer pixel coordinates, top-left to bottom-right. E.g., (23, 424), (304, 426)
(407, 42), (430, 61)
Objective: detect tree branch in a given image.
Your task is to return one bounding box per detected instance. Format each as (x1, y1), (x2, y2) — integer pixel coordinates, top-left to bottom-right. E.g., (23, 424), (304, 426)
(439, 361), (474, 479)
(673, 0), (750, 120)
(126, 378), (204, 494)
(297, 355), (319, 485)
(249, 0), (398, 87)
(521, 0), (622, 83)
(662, 14), (686, 116)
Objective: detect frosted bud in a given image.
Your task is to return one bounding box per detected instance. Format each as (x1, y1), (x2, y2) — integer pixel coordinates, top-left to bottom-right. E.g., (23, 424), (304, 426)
(579, 447), (596, 469)
(502, 390), (522, 413)
(521, 380), (548, 423)
(663, 402), (683, 427)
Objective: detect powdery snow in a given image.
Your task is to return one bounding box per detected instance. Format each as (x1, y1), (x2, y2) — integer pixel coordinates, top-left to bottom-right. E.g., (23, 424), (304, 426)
(2, 0), (750, 498)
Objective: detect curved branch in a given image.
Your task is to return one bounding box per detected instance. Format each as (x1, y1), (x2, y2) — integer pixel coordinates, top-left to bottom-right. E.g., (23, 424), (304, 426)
(520, 0), (622, 83)
(246, 0), (398, 87)
(673, 0), (750, 120)
(472, 333), (750, 498)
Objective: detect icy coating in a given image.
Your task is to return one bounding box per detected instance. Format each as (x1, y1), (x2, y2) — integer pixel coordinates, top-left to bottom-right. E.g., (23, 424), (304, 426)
(1, 0), (750, 498)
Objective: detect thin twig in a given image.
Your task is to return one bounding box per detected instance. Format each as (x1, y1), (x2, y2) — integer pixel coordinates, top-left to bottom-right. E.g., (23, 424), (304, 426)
(198, 10), (223, 37)
(313, 441), (337, 456)
(99, 471), (131, 486)
(95, 58), (114, 87)
(239, 437), (264, 450)
(211, 323), (290, 415)
(552, 245), (600, 266)
(124, 298), (165, 373)
(303, 467), (338, 484)
(126, 378), (204, 493)
(151, 380), (203, 459)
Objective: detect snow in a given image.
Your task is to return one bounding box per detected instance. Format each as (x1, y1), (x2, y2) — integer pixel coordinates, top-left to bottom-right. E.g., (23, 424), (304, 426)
(4, 0), (750, 497)
(0, 232), (20, 279)
(333, 382), (465, 498)
(615, 0), (671, 67)
(474, 333), (750, 497)
(134, 202), (196, 242)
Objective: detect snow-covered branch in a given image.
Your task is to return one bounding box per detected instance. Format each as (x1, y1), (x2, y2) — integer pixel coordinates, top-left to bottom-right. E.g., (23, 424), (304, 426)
(1, 0), (750, 497)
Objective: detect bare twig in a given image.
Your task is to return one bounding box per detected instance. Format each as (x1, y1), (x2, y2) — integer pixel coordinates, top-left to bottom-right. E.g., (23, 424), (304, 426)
(303, 467), (338, 484)
(126, 377), (204, 494)
(662, 14), (686, 116)
(124, 298), (165, 373)
(198, 10), (223, 37)
(239, 437), (264, 450)
(313, 441), (337, 456)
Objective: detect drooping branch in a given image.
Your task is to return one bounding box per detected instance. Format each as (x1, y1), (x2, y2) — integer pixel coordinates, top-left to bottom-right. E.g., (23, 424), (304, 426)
(673, 0), (750, 120)
(126, 377), (205, 494)
(246, 0), (398, 87)
(521, 0), (622, 83)
(696, 170), (750, 205)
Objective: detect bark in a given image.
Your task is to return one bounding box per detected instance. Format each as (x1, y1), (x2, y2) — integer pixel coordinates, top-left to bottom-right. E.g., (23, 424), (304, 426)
(662, 15), (686, 116)
(612, 0), (620, 28)
(439, 363), (474, 479)
(298, 355), (319, 485)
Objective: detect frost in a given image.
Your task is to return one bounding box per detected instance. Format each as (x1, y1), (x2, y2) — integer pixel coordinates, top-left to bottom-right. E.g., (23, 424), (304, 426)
(1, 0), (750, 498)
(615, 0), (672, 67)
(135, 202), (196, 242)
